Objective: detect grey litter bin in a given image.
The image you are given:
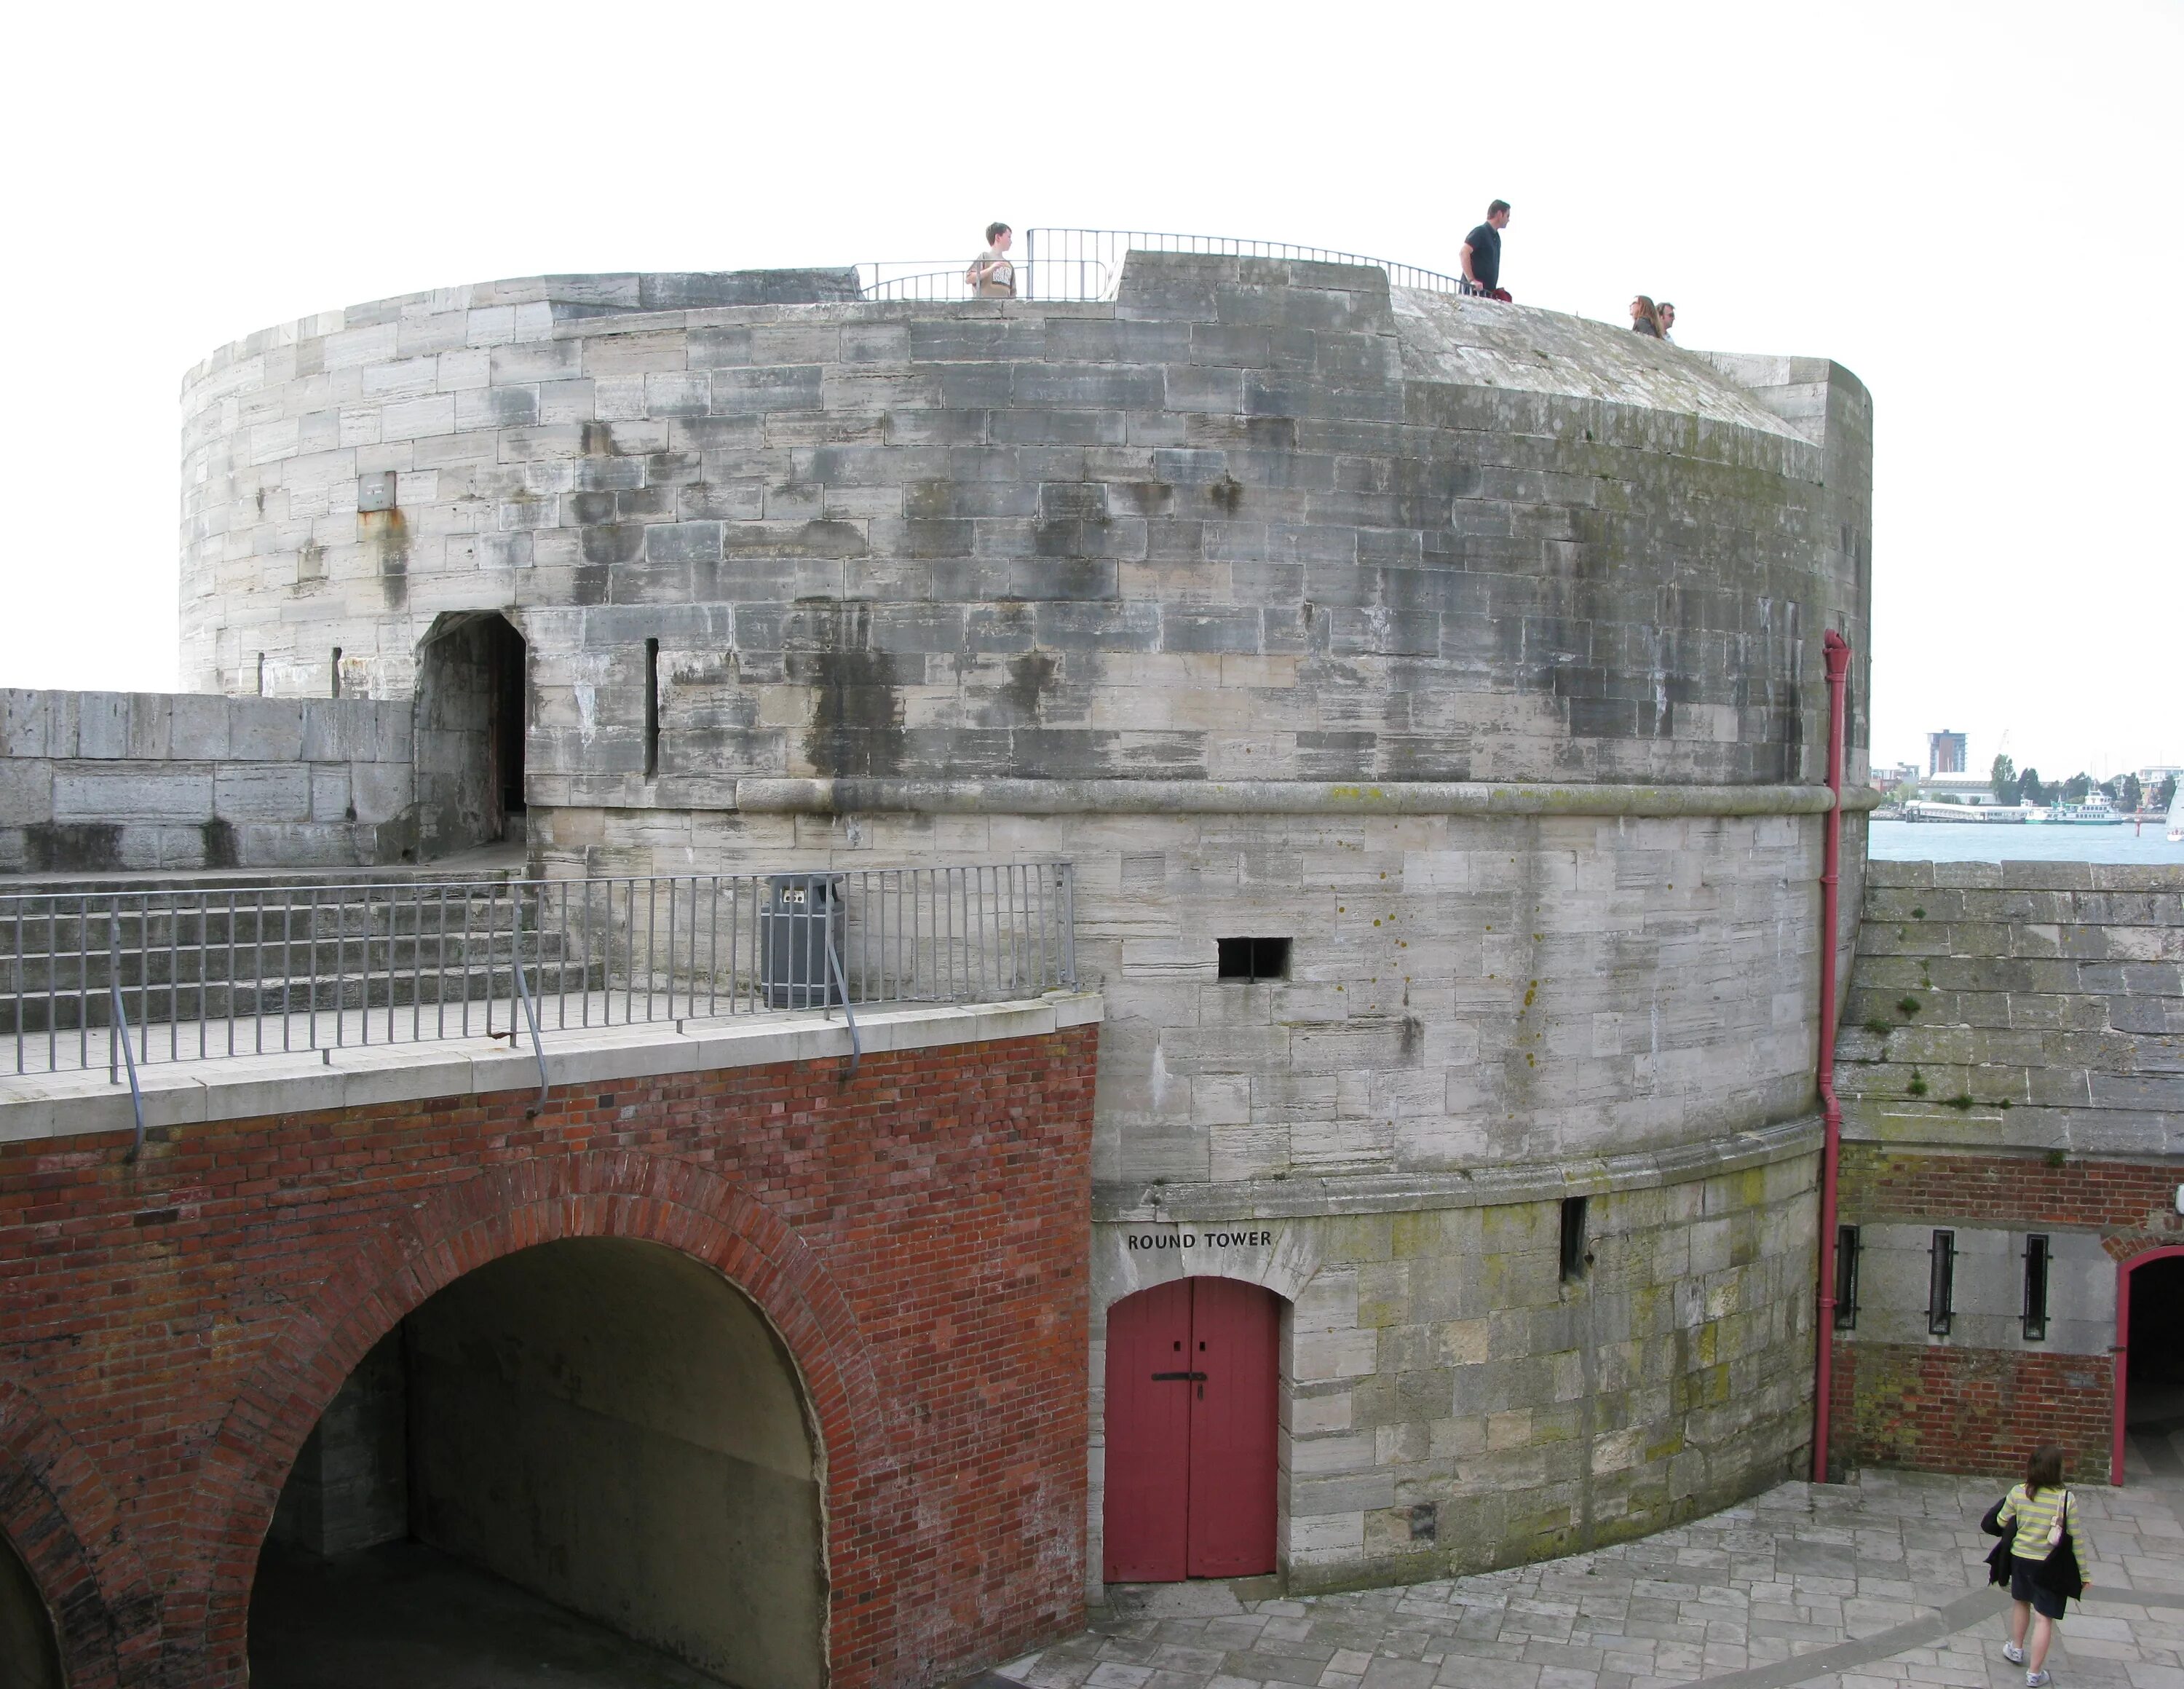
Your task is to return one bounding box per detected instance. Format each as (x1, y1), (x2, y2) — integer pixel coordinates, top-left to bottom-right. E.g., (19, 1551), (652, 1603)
(761, 874), (844, 1008)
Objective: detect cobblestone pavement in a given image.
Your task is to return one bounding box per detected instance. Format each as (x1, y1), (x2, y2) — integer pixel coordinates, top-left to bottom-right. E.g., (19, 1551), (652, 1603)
(994, 1468), (2184, 1689)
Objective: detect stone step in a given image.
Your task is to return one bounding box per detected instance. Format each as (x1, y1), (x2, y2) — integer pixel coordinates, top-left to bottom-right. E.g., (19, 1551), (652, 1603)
(0, 927), (574, 999)
(2, 958), (609, 1040)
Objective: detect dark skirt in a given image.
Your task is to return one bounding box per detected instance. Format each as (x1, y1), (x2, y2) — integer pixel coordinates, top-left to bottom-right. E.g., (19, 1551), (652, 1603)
(2011, 1560), (2068, 1619)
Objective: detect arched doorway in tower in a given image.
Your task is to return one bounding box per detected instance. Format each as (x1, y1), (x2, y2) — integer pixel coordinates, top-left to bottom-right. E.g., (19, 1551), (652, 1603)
(1104, 1278), (1281, 1583)
(413, 611), (528, 859)
(248, 1238), (826, 1687)
(2117, 1248), (2184, 1481)
(0, 1528), (64, 1689)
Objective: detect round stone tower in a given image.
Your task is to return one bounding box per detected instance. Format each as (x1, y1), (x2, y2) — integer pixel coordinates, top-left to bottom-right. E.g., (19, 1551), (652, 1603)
(180, 251), (1873, 1592)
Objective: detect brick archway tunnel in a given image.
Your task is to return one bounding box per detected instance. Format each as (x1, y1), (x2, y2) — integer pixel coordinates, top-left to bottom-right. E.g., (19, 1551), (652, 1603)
(0, 1000), (1099, 1688)
(250, 1236), (828, 1686)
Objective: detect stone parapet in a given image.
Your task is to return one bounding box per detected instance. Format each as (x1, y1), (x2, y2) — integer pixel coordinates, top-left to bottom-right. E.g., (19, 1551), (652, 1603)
(0, 689), (413, 873)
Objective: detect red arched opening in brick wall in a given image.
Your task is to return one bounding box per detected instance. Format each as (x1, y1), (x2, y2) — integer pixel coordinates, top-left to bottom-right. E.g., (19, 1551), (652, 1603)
(0, 1372), (160, 1689)
(173, 1150), (895, 1685)
(2114, 1242), (2184, 1485)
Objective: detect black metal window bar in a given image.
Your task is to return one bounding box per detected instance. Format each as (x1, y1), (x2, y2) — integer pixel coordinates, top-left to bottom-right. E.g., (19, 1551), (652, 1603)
(2022, 1233), (2051, 1342)
(858, 230), (1467, 304)
(1833, 1224), (1861, 1331)
(1927, 1229), (1956, 1337)
(0, 864), (1075, 1077)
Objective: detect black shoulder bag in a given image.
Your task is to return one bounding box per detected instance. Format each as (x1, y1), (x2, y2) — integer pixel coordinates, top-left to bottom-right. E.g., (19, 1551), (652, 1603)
(2033, 1490), (2085, 1603)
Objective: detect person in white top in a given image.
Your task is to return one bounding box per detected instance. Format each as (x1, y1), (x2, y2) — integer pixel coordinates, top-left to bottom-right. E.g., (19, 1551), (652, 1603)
(968, 223), (1016, 298)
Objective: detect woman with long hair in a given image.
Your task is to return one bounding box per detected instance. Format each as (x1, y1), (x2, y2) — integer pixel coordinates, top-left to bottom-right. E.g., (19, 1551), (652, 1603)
(1629, 296), (1663, 337)
(1995, 1444), (2089, 1686)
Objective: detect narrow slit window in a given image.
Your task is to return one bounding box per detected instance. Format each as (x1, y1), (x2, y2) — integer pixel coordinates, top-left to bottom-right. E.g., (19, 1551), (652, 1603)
(330, 647), (342, 699)
(2022, 1233), (2050, 1342)
(1559, 1195), (1588, 1283)
(1833, 1224), (1860, 1331)
(1927, 1229), (1955, 1337)
(1216, 937), (1290, 981)
(256, 653), (266, 697)
(644, 637), (661, 779)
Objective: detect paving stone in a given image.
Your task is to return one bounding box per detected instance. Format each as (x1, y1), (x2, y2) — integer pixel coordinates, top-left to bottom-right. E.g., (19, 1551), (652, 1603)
(1008, 1472), (2184, 1689)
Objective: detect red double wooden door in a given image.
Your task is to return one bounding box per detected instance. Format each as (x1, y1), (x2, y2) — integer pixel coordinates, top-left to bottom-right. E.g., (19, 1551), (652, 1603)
(1103, 1277), (1280, 1582)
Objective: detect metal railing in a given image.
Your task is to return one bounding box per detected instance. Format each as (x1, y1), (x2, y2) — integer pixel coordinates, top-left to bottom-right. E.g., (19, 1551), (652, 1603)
(858, 231), (1465, 304)
(1, 864), (1076, 1077)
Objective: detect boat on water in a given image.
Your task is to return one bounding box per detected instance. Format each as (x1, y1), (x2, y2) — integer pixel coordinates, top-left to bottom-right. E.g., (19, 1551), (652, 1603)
(2168, 784), (2184, 844)
(1901, 799), (2027, 823)
(2026, 796), (2126, 826)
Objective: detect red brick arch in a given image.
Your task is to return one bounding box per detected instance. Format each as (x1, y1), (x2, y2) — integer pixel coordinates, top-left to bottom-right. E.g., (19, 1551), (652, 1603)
(0, 1370), (159, 1689)
(173, 1150), (895, 1684)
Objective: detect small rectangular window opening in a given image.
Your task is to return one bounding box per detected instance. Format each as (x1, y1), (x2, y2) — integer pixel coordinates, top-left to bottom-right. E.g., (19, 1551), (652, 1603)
(1927, 1229), (1955, 1337)
(330, 647), (343, 699)
(2022, 1233), (2050, 1342)
(1833, 1224), (1861, 1331)
(643, 638), (661, 779)
(1559, 1195), (1589, 1283)
(1216, 937), (1290, 982)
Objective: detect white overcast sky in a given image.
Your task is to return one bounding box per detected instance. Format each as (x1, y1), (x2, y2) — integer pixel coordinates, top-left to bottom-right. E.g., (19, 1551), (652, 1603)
(4, 1), (2176, 780)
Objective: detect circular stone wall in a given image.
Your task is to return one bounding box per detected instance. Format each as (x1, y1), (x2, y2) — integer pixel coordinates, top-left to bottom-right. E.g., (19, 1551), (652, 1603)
(179, 253), (1874, 1591)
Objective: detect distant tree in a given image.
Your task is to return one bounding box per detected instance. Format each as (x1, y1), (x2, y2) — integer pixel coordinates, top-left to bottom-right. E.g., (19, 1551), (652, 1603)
(1990, 753), (2019, 804)
(1888, 779), (1920, 806)
(2158, 775), (2178, 814)
(2019, 766), (2047, 806)
(2118, 773), (2144, 814)
(2062, 772), (2094, 803)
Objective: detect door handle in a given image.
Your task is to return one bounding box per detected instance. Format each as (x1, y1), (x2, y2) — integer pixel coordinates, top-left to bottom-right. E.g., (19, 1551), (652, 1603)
(1152, 1371), (1208, 1382)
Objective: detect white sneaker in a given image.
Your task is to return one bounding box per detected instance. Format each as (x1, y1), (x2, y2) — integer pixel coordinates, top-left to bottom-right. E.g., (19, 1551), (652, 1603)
(2004, 1643), (2025, 1665)
(2027, 1671), (2051, 1687)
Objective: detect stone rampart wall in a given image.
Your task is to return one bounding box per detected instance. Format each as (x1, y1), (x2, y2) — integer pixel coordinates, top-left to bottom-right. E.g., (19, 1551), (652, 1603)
(0, 690), (414, 874)
(175, 256), (1870, 792)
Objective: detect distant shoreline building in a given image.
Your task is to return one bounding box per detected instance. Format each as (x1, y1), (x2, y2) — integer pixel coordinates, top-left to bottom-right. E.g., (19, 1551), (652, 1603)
(1927, 729), (1967, 776)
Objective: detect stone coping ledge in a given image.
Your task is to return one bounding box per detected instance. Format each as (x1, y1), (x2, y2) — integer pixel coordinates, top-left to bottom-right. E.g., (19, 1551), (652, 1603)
(729, 780), (1881, 819)
(1840, 1105), (2184, 1160)
(1869, 858), (2184, 890)
(1094, 1113), (1820, 1221)
(0, 992), (1103, 1147)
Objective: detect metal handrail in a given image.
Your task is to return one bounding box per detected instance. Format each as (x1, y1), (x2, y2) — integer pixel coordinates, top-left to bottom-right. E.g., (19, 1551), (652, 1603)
(858, 232), (1465, 304)
(1, 865), (1075, 1077)
(1026, 229), (1466, 299)
(824, 928), (860, 1077)
(510, 896), (549, 1118)
(106, 935), (144, 1160)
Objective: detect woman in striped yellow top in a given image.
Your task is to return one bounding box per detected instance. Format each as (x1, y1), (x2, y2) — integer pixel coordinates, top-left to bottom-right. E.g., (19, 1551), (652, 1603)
(1997, 1445), (2090, 1688)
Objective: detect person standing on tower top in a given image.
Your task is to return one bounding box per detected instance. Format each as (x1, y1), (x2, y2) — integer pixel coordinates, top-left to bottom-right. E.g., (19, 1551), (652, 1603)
(1460, 201), (1511, 299)
(968, 223), (1016, 298)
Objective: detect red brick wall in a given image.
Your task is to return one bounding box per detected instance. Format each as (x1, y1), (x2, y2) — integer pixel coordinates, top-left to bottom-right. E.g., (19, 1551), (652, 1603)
(0, 1026), (1097, 1689)
(1834, 1145), (2182, 1484)
(1830, 1339), (2114, 1482)
(1842, 1145), (2184, 1245)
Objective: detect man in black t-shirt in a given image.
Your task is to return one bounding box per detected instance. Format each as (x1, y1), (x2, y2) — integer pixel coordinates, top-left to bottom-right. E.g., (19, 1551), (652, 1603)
(1460, 200), (1511, 298)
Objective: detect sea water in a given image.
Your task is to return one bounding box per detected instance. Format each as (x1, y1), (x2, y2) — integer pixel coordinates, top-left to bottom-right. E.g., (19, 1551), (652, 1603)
(1868, 818), (2184, 865)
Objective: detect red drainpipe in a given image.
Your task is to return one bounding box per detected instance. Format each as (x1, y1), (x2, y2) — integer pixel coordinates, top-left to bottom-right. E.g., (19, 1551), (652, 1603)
(1812, 629), (1853, 1484)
